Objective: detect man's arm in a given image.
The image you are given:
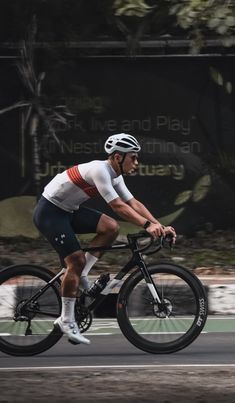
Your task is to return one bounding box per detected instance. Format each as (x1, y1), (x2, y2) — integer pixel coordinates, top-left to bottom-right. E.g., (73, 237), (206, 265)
(109, 197), (147, 227)
(109, 197), (177, 242)
(127, 198), (177, 242)
(127, 198), (161, 224)
(109, 197), (165, 238)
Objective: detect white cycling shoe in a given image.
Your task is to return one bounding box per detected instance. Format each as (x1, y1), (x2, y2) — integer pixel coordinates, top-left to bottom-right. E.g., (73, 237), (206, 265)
(54, 317), (91, 345)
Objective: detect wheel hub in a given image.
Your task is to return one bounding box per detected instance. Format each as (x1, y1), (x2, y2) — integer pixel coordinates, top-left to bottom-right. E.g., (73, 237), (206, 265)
(14, 299), (39, 321)
(153, 298), (173, 318)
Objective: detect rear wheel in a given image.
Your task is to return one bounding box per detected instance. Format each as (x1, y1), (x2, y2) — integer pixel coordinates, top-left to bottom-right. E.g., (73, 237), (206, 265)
(117, 263), (207, 354)
(0, 264), (62, 356)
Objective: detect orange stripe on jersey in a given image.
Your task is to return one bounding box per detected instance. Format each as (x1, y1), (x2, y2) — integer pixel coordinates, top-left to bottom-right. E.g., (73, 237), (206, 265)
(66, 166), (99, 198)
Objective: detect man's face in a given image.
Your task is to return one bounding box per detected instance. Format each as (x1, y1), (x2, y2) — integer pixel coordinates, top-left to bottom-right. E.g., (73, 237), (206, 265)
(122, 152), (139, 175)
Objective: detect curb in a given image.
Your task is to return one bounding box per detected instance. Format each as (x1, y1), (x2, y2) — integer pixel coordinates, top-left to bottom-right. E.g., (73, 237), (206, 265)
(95, 277), (235, 317)
(1, 277), (235, 318)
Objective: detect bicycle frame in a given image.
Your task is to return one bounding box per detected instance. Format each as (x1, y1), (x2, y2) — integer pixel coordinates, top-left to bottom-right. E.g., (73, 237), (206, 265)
(0, 232), (208, 356)
(84, 238), (162, 310)
(22, 234), (162, 316)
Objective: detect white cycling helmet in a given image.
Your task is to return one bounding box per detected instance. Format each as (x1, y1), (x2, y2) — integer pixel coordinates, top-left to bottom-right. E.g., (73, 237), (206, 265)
(104, 133), (141, 154)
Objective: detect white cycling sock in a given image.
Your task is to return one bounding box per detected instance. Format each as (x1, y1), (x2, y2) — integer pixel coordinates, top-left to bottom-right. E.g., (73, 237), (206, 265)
(61, 297), (76, 323)
(80, 252), (98, 290)
(82, 252), (98, 276)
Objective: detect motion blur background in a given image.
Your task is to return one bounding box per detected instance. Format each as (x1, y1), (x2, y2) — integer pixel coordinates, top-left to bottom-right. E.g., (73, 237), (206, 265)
(0, 0), (234, 238)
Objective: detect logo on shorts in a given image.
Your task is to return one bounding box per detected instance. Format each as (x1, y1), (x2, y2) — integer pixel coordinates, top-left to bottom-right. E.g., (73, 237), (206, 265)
(55, 234), (66, 244)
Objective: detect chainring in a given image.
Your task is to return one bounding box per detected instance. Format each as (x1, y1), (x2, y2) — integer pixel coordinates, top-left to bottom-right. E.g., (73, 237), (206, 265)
(75, 295), (93, 333)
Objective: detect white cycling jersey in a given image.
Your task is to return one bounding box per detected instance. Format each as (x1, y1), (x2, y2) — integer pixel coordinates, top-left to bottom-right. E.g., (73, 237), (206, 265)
(42, 160), (133, 212)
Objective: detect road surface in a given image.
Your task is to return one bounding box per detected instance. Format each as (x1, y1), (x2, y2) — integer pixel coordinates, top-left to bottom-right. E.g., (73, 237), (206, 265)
(1, 317), (235, 402)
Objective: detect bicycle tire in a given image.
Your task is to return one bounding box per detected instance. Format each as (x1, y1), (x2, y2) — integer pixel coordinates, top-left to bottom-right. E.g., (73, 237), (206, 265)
(0, 264), (62, 356)
(117, 263), (208, 354)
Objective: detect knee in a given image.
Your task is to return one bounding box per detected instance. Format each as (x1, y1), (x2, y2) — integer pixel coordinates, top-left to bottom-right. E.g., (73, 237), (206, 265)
(107, 217), (120, 235)
(99, 215), (120, 237)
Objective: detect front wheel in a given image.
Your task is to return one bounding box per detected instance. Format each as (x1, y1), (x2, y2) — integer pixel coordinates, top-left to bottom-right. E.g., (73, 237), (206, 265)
(117, 263), (208, 354)
(0, 264), (62, 356)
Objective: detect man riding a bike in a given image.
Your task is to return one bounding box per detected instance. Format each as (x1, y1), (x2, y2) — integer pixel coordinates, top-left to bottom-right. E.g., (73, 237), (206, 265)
(33, 133), (176, 345)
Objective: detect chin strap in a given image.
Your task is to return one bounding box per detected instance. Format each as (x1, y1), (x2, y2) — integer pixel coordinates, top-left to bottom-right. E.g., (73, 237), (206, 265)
(118, 153), (127, 175)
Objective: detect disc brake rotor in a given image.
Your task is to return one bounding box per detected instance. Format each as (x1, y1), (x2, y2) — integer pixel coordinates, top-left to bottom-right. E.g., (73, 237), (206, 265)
(153, 298), (173, 318)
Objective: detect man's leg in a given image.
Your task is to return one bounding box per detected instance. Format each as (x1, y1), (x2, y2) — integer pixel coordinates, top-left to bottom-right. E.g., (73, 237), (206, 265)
(88, 213), (120, 257)
(62, 250), (86, 297)
(80, 214), (119, 289)
(55, 250), (91, 344)
(33, 197), (90, 344)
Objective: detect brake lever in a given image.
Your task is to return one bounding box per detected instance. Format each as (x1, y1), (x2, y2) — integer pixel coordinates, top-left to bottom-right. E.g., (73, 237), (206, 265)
(162, 235), (174, 250)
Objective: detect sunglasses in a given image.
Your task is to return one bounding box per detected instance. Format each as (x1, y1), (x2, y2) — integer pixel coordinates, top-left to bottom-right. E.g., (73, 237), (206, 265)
(130, 154), (139, 162)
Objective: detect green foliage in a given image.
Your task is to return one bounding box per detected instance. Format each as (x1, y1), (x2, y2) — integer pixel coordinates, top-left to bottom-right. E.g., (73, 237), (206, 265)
(169, 0), (235, 52)
(110, 0), (235, 53)
(209, 66), (233, 94)
(0, 0), (234, 53)
(0, 17), (72, 197)
(113, 0), (154, 17)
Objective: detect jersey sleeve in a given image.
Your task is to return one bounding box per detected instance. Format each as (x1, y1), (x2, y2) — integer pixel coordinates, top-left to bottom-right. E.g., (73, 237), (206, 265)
(113, 176), (134, 202)
(90, 166), (120, 203)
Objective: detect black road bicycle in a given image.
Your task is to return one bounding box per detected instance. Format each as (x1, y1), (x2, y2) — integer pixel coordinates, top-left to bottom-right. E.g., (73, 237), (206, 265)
(0, 231), (208, 356)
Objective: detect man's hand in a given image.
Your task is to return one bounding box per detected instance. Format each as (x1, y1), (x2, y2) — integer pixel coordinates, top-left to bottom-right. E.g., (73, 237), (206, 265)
(145, 222), (165, 238)
(146, 223), (177, 244)
(163, 226), (177, 244)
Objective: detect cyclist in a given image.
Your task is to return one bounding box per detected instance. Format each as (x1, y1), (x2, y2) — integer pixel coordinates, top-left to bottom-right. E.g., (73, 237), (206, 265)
(33, 133), (176, 345)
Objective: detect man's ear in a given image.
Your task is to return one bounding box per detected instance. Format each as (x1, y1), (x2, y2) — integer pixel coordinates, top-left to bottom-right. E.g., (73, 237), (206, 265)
(114, 153), (122, 162)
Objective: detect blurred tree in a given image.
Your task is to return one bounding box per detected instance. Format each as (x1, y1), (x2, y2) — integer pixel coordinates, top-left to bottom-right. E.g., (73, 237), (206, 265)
(0, 1), (234, 52)
(0, 17), (72, 197)
(107, 0), (175, 55)
(168, 0), (235, 53)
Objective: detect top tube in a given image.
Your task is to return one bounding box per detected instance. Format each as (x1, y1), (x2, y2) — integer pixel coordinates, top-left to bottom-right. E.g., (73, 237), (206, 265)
(82, 230), (156, 254)
(82, 242), (130, 253)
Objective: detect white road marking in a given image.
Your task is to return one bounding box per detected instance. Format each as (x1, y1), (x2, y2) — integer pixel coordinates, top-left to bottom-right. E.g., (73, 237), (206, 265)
(198, 277), (235, 281)
(83, 332), (112, 336)
(0, 331), (209, 336)
(1, 364), (235, 371)
(139, 331), (208, 334)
